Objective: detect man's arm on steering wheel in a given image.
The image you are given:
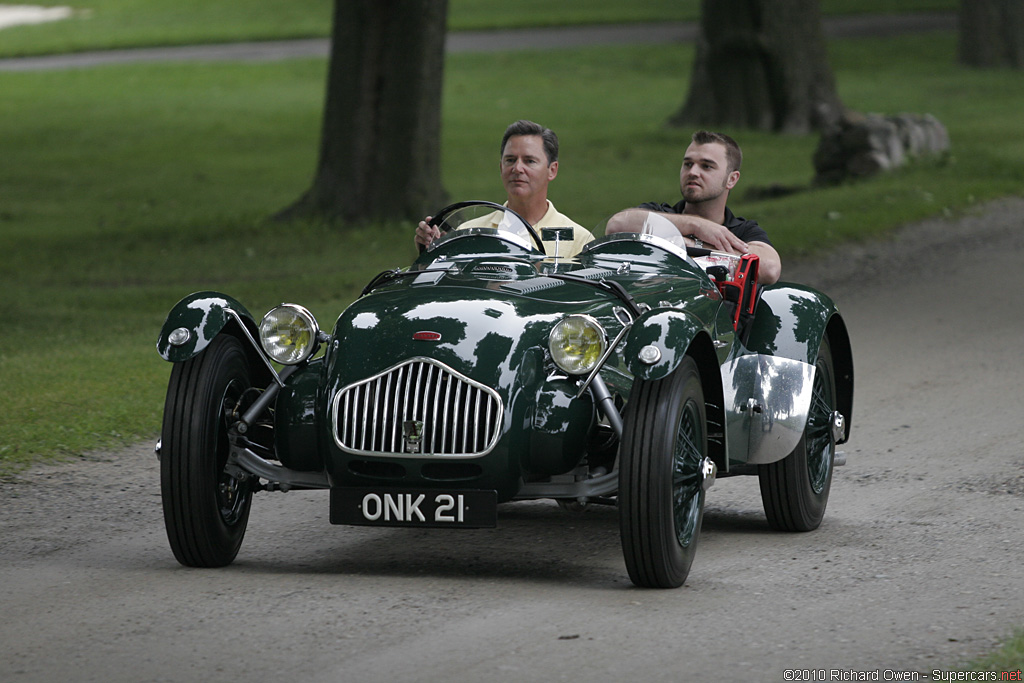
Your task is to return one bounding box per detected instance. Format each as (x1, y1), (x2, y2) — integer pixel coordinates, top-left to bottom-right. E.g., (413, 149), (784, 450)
(415, 216), (440, 250)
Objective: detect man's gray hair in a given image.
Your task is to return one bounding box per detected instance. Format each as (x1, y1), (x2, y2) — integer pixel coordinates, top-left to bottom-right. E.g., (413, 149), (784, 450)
(501, 119), (559, 164)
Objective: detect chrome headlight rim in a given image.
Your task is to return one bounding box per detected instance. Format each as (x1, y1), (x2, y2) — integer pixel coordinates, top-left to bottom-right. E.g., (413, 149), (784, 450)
(548, 314), (608, 376)
(259, 303), (320, 365)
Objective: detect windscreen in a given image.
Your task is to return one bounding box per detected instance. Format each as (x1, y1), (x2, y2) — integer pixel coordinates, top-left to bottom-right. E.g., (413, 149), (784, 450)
(438, 204), (534, 243)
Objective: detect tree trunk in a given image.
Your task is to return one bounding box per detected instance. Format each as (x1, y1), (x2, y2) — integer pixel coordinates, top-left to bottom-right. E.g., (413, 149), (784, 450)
(958, 0), (1024, 68)
(670, 0), (843, 134)
(278, 0), (448, 226)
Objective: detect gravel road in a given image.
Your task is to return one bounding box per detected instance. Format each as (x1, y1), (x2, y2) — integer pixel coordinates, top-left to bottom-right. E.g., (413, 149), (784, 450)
(2, 198), (1023, 682)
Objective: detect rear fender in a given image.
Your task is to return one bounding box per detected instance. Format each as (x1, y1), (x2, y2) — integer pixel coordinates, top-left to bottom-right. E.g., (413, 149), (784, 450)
(745, 284), (836, 364)
(749, 285), (854, 439)
(741, 283), (854, 450)
(826, 313), (854, 444)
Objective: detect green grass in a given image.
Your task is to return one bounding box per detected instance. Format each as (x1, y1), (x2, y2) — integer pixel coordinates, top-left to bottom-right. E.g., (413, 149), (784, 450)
(3, 30), (1023, 475)
(0, 0), (957, 57)
(966, 629), (1024, 675)
(0, 0), (332, 57)
(451, 0), (957, 30)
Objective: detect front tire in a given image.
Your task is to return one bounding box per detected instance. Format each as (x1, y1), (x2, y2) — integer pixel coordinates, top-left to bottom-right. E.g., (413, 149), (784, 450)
(619, 357), (707, 588)
(161, 335), (254, 567)
(758, 336), (837, 531)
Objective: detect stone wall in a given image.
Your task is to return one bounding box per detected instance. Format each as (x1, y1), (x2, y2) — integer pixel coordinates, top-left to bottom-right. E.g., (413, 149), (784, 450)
(812, 111), (950, 185)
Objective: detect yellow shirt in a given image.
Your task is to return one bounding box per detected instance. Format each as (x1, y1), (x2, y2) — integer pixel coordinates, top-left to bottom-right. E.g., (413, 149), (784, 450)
(458, 201), (594, 258)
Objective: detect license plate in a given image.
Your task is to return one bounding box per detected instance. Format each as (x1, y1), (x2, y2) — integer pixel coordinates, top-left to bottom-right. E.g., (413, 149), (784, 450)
(330, 487), (497, 528)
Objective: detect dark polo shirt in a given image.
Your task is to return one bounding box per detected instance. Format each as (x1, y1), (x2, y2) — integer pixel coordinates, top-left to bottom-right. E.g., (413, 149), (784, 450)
(638, 200), (772, 245)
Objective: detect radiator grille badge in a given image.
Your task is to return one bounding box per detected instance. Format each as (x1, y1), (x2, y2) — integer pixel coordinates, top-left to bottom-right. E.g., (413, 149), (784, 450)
(403, 420), (424, 453)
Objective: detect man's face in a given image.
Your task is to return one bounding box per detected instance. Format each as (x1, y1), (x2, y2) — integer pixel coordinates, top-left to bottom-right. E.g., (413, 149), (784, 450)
(678, 141), (739, 204)
(500, 135), (558, 202)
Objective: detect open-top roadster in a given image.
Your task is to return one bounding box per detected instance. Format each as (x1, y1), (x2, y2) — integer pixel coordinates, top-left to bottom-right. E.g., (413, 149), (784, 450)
(156, 201), (853, 588)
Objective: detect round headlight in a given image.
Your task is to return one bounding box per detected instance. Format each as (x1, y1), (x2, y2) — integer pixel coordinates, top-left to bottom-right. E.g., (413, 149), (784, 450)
(259, 304), (320, 365)
(549, 315), (607, 375)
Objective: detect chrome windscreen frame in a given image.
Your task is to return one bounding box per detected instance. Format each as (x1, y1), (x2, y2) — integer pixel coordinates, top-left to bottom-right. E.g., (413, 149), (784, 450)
(579, 232), (699, 268)
(426, 227), (537, 254)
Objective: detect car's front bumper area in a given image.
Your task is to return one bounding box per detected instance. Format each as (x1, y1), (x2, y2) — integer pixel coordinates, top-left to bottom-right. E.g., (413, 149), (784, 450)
(323, 353), (533, 502)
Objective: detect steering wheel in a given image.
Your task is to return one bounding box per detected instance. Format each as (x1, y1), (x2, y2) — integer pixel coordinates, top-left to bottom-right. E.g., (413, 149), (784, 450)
(420, 200), (546, 254)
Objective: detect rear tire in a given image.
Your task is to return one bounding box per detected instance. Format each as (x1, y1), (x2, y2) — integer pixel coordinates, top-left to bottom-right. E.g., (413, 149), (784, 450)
(619, 357), (707, 588)
(758, 337), (836, 531)
(161, 335), (253, 567)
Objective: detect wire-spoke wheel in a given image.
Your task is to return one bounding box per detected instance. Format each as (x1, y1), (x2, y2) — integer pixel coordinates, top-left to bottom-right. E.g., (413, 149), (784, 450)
(161, 335), (254, 567)
(759, 336), (837, 531)
(619, 357), (707, 588)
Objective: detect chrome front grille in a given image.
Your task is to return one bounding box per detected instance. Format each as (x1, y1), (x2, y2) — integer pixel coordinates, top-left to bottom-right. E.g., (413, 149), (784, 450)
(332, 357), (503, 458)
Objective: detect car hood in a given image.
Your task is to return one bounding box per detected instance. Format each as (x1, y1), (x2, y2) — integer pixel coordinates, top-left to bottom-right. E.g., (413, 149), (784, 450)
(325, 261), (704, 393)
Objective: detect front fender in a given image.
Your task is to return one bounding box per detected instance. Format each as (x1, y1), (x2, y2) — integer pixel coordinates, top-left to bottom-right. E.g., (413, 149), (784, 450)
(622, 308), (706, 381)
(156, 291), (259, 362)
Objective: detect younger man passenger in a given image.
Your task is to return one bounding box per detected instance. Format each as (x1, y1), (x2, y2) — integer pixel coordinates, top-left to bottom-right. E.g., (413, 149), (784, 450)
(609, 131), (781, 284)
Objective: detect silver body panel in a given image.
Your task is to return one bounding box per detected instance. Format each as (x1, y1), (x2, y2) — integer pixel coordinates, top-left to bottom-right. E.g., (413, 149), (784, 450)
(721, 353), (817, 466)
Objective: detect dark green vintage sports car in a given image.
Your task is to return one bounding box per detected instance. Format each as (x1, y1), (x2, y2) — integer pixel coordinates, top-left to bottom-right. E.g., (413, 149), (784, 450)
(156, 201), (853, 588)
